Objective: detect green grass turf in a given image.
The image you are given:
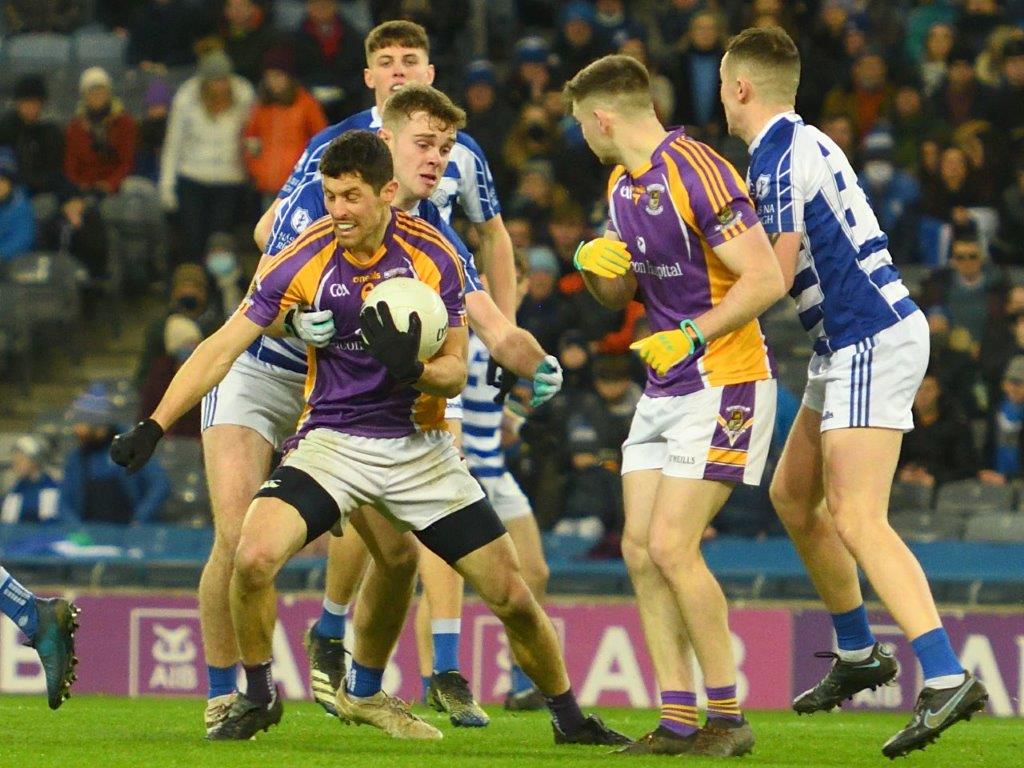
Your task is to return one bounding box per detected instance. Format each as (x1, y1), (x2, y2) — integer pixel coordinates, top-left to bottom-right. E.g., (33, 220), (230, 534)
(0, 696), (1017, 768)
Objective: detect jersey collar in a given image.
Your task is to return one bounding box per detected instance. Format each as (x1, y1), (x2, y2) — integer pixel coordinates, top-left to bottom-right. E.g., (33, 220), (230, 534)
(748, 111), (800, 155)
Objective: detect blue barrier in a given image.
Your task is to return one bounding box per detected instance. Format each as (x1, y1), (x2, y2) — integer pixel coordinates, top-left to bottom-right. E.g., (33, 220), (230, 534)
(2, 525), (1022, 590)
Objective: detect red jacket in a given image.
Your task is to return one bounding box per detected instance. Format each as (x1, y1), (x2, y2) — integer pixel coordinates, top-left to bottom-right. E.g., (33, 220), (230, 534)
(243, 86), (327, 194)
(63, 102), (137, 192)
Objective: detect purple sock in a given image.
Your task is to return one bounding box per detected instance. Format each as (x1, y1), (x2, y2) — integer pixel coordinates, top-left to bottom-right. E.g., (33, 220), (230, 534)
(545, 687), (586, 734)
(659, 690), (698, 737)
(706, 684), (742, 722)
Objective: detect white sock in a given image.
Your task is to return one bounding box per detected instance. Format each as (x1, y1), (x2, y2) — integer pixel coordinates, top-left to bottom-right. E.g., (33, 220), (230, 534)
(836, 645), (874, 663)
(322, 597), (349, 616)
(924, 672), (967, 690)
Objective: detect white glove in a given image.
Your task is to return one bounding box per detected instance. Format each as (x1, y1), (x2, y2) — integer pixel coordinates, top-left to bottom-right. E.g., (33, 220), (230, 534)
(530, 354), (563, 407)
(285, 307), (335, 348)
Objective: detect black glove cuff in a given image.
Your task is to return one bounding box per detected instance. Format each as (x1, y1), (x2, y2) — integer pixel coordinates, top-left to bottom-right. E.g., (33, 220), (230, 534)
(139, 418), (164, 440)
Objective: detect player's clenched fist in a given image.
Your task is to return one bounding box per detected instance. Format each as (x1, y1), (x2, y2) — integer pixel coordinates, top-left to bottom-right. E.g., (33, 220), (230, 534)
(630, 329), (698, 376)
(110, 418), (164, 474)
(573, 237), (632, 278)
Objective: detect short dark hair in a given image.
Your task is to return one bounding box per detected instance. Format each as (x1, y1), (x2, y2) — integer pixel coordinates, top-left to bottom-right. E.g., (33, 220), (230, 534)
(724, 26), (801, 103)
(381, 83), (466, 132)
(562, 54), (652, 109)
(952, 220), (980, 244)
(318, 130), (394, 192)
(365, 20), (429, 62)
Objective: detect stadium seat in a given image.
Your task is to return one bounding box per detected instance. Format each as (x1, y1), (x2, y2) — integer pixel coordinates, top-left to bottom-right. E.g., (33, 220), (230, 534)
(889, 481), (933, 512)
(0, 282), (34, 391)
(72, 28), (127, 72)
(153, 437), (210, 526)
(889, 509), (964, 542)
(274, 0), (307, 31)
(4, 33), (73, 72)
(963, 513), (1024, 543)
(934, 479), (1015, 515)
(5, 253), (85, 355)
(100, 177), (168, 299)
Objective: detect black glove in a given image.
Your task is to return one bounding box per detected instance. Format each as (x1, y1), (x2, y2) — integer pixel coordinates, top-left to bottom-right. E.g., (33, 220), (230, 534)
(360, 301), (425, 385)
(486, 357), (518, 405)
(110, 418), (164, 474)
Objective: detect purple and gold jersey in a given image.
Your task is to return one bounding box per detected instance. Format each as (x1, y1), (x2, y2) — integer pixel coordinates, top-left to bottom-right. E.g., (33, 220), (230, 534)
(243, 209), (468, 442)
(607, 128), (774, 397)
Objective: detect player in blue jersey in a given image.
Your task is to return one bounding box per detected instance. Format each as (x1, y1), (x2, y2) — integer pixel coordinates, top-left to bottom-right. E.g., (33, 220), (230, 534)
(461, 250), (551, 711)
(0, 566), (79, 709)
(720, 27), (988, 758)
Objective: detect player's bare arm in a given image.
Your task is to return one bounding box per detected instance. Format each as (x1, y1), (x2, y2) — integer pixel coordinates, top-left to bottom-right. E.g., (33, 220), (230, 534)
(578, 230), (638, 310)
(466, 291), (547, 378)
(768, 231), (802, 291)
(690, 223), (786, 342)
(471, 215), (517, 321)
(415, 324), (469, 398)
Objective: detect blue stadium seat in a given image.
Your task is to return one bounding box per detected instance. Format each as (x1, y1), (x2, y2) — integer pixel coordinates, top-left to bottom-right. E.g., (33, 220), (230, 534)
(890, 509), (964, 542)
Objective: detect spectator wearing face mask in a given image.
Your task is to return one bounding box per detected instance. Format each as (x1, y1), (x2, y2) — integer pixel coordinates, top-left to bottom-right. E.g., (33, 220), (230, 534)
(135, 264), (221, 390)
(858, 129), (919, 262)
(203, 231), (246, 317)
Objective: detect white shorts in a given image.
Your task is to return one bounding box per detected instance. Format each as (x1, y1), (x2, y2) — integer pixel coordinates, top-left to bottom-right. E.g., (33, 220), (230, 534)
(621, 379), (777, 486)
(804, 312), (928, 432)
(281, 428), (485, 531)
(201, 353), (306, 450)
(445, 395), (463, 421)
(476, 471), (532, 523)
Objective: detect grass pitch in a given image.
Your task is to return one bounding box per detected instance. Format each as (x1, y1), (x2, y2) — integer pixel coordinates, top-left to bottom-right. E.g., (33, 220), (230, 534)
(1, 696), (1018, 768)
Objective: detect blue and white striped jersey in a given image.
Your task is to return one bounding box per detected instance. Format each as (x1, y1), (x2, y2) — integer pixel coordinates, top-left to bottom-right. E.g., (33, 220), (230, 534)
(747, 113), (918, 355)
(276, 106), (502, 224)
(461, 333), (506, 478)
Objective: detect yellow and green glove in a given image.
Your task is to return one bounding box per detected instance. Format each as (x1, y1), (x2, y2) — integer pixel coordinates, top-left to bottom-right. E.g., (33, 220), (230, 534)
(573, 237), (632, 278)
(630, 320), (705, 376)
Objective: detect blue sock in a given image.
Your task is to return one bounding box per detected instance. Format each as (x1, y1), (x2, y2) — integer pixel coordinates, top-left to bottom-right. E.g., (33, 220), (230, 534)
(0, 567), (38, 639)
(830, 604), (875, 652)
(347, 660), (384, 698)
(421, 675), (432, 702)
(207, 665), (237, 699)
(431, 618), (460, 673)
(510, 664), (534, 695)
(315, 598), (348, 639)
(911, 627), (963, 682)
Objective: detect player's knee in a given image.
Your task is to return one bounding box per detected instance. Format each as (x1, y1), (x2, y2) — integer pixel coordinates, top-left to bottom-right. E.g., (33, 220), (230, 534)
(621, 533), (652, 576)
(830, 507), (876, 554)
(485, 574), (537, 624)
(528, 558), (550, 594)
(380, 538), (419, 577)
(233, 540), (281, 589)
(648, 536), (698, 576)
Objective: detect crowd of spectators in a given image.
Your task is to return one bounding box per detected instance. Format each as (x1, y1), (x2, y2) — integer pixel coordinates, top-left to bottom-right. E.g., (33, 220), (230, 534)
(2, 1), (1024, 541)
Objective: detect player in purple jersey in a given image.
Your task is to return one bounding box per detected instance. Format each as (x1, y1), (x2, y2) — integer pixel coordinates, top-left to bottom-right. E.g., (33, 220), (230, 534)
(720, 28), (986, 758)
(111, 131), (628, 747)
(301, 85), (562, 728)
(566, 56), (785, 757)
